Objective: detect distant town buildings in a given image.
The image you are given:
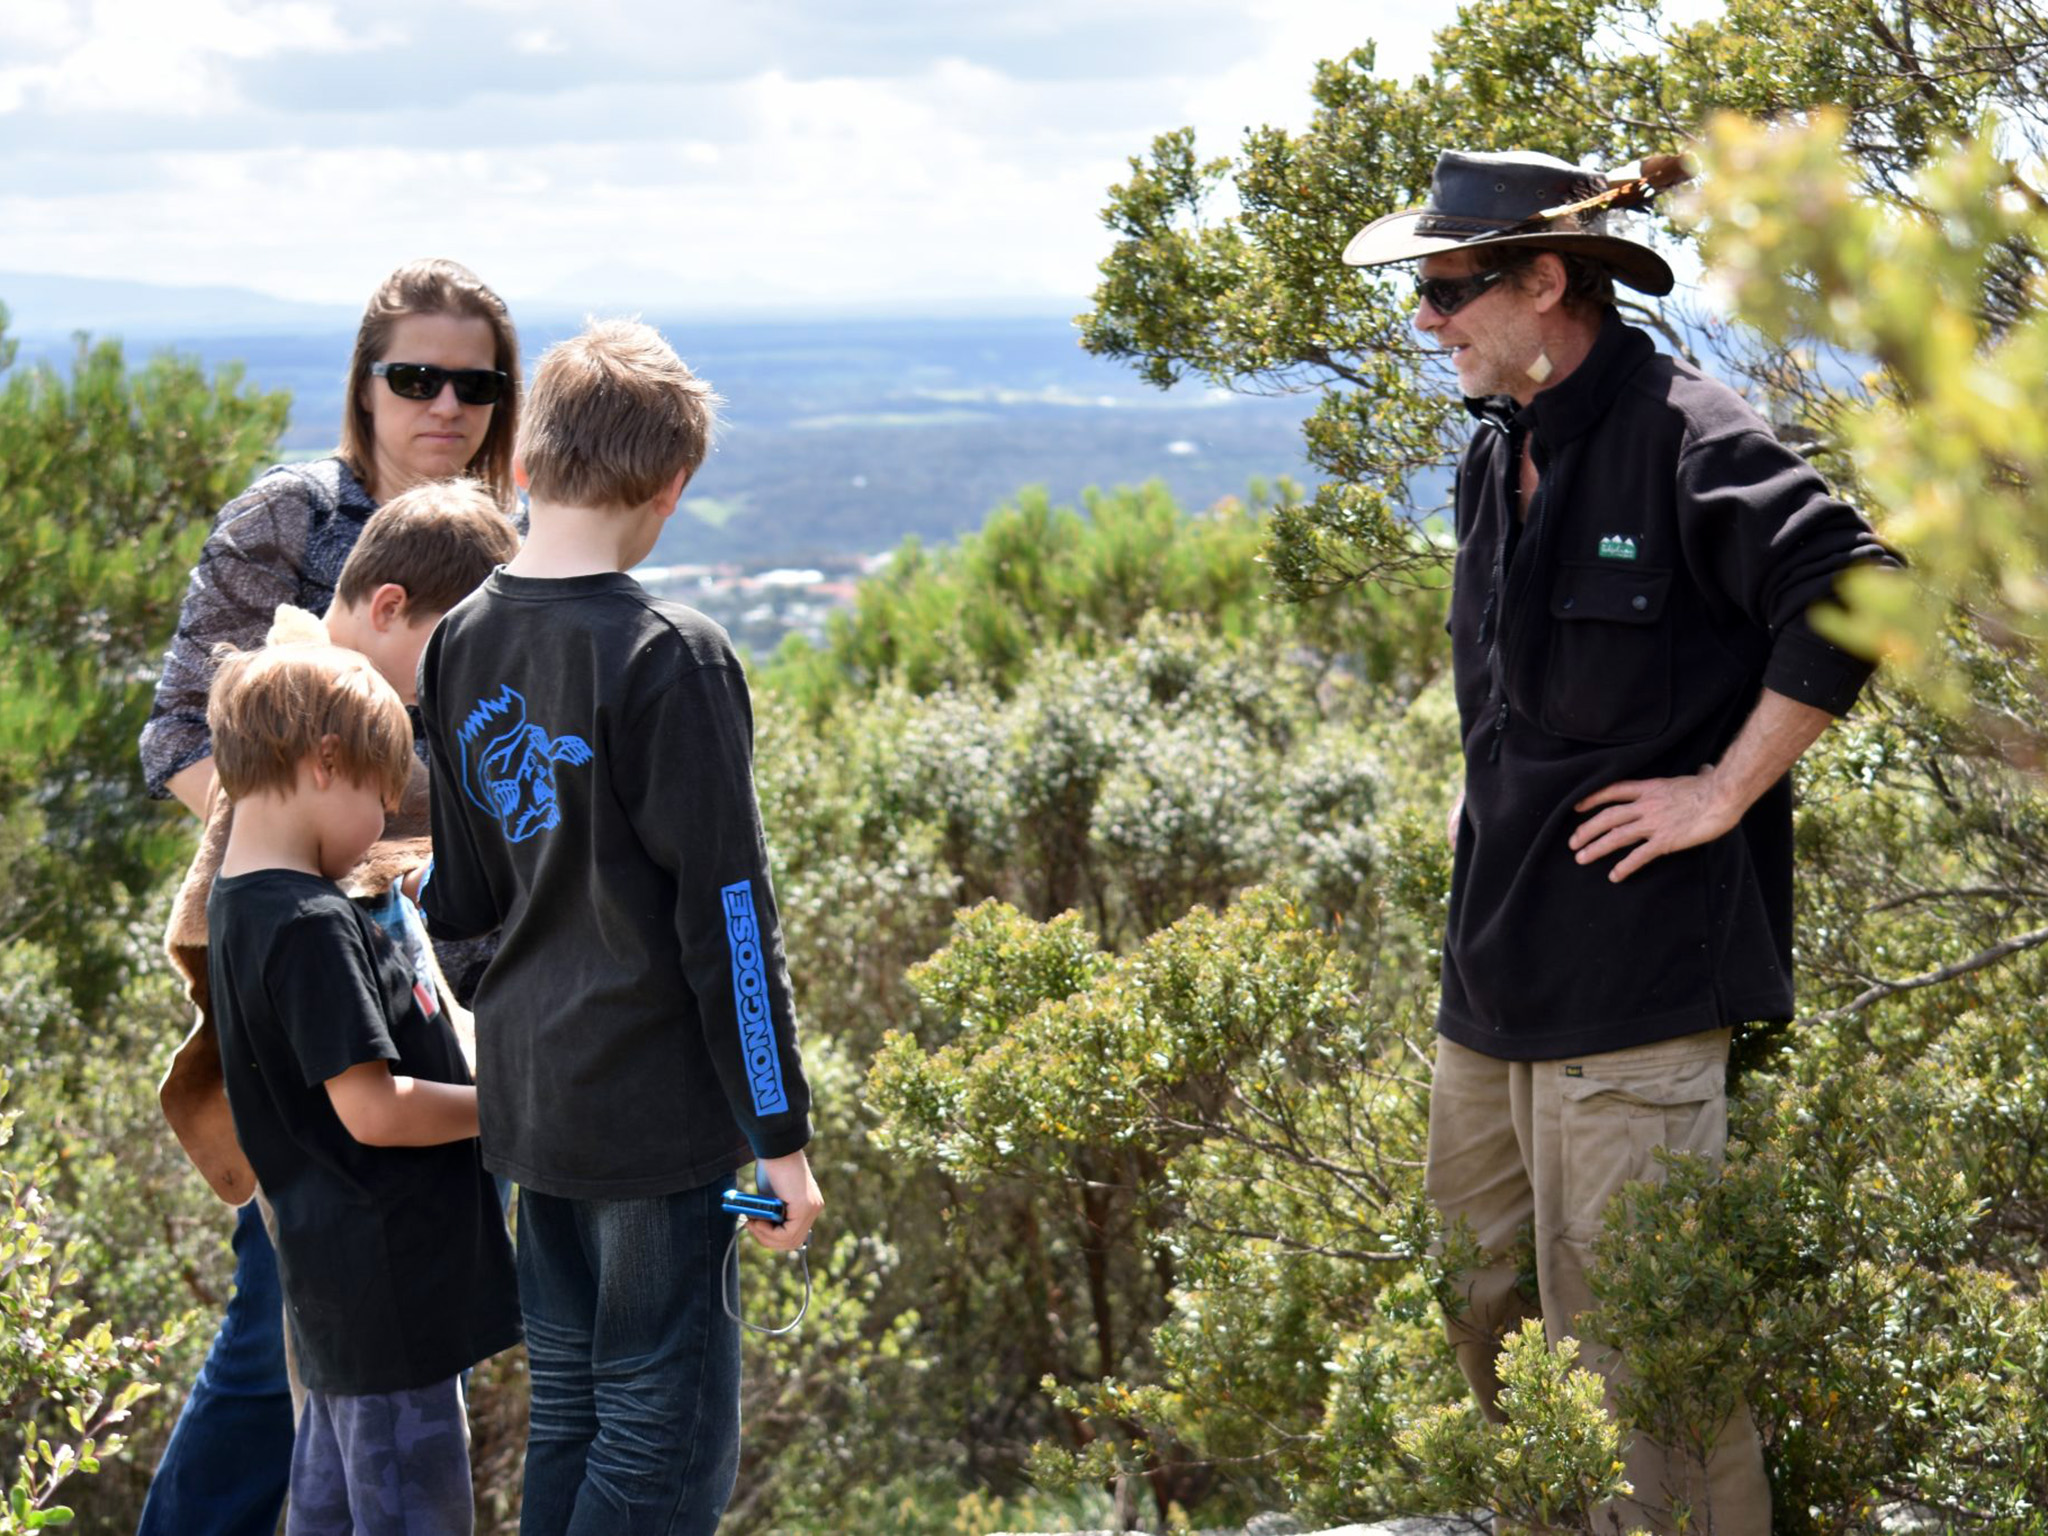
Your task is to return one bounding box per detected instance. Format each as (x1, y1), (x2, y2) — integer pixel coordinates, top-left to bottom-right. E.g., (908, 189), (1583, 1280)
(636, 553), (882, 655)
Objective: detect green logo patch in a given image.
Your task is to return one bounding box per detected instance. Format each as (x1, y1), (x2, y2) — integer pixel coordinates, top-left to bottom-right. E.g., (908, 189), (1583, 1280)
(1597, 535), (1638, 561)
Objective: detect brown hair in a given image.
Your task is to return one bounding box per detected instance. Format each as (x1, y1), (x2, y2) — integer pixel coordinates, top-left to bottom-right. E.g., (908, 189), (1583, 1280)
(208, 644), (414, 807)
(519, 319), (720, 509)
(335, 477), (520, 619)
(1483, 245), (1618, 315)
(338, 259), (522, 507)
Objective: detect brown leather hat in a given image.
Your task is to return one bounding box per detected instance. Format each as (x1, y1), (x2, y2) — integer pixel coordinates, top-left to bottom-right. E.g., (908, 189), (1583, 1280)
(1343, 149), (1679, 296)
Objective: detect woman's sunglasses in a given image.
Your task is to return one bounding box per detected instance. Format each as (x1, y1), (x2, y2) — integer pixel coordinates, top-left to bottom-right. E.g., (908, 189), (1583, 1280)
(370, 361), (508, 406)
(1414, 267), (1509, 318)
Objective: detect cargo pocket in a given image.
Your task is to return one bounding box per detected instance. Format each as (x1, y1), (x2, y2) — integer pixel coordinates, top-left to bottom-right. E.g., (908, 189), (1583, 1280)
(1541, 563), (1674, 744)
(1558, 1051), (1725, 1244)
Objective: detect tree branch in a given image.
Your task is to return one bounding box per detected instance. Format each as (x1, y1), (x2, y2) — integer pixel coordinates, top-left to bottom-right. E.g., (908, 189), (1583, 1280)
(1803, 923), (2048, 1022)
(1616, 297), (1697, 363)
(1860, 2), (1953, 110)
(1867, 884), (2048, 913)
(1181, 1220), (1407, 1264)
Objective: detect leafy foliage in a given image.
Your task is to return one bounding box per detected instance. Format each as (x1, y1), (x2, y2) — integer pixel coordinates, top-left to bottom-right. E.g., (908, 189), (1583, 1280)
(1397, 1322), (1640, 1536)
(1082, 0), (2048, 610)
(0, 1085), (172, 1532)
(1081, 54), (1463, 599)
(0, 308), (286, 1531)
(770, 480), (1279, 714)
(1692, 112), (2048, 764)
(734, 524), (1466, 1529)
(0, 310), (287, 1006)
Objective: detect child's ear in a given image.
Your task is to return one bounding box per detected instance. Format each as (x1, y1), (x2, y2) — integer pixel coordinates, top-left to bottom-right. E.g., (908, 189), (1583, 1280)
(656, 465), (692, 520)
(369, 582), (410, 631)
(512, 451), (530, 493)
(309, 734), (342, 790)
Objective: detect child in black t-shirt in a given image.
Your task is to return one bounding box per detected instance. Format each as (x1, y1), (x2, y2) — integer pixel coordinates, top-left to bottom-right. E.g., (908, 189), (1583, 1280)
(162, 477), (521, 1211)
(206, 640), (520, 1536)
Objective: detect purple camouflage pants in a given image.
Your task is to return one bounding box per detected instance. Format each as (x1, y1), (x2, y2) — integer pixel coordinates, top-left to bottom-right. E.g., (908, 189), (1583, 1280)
(286, 1375), (473, 1536)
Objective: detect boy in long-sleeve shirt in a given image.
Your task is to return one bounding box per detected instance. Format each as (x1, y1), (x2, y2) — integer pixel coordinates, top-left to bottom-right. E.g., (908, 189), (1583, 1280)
(417, 319), (820, 1536)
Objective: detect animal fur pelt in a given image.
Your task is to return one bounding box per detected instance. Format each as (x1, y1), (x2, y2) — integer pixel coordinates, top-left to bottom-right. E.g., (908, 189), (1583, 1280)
(157, 605), (474, 1205)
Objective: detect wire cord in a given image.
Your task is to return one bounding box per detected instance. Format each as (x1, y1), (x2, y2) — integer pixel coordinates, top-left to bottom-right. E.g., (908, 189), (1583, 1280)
(721, 1224), (811, 1337)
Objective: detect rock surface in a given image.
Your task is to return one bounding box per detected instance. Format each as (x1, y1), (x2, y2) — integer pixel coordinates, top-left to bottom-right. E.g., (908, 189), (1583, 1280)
(991, 1517), (1488, 1536)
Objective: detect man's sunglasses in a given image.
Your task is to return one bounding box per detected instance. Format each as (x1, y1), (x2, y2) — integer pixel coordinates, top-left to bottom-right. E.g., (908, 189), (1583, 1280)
(370, 361), (508, 406)
(1414, 267), (1510, 317)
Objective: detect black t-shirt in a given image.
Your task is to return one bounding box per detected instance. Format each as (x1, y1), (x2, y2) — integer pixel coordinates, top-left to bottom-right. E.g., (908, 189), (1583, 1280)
(207, 869), (521, 1395)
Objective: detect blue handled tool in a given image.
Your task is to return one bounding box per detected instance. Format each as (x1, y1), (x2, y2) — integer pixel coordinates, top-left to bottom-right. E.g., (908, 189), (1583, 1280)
(719, 1188), (787, 1223)
(720, 1163), (811, 1337)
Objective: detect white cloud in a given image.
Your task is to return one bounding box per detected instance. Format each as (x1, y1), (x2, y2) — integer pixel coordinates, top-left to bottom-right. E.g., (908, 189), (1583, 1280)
(0, 1), (1498, 311)
(0, 0), (83, 50)
(0, 0), (381, 116)
(1175, 0), (1427, 162)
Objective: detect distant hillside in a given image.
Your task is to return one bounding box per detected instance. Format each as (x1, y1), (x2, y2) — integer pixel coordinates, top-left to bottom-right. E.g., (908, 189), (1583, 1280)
(0, 271), (359, 337)
(0, 269), (1083, 340)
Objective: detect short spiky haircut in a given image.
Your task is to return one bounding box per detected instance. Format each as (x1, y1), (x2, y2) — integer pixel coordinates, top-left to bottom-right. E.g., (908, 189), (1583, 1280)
(519, 320), (721, 510)
(335, 477), (520, 619)
(207, 644), (414, 807)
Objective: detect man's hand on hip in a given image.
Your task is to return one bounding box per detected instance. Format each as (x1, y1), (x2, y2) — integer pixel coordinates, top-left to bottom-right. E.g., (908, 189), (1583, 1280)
(1569, 766), (1740, 882)
(1569, 688), (1835, 883)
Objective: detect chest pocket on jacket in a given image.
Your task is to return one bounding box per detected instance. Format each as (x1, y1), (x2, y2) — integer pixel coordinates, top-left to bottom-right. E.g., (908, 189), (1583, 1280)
(1541, 563), (1673, 744)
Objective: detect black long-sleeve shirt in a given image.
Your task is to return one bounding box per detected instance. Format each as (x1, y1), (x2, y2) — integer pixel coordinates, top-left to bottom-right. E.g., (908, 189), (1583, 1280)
(1441, 311), (1896, 1059)
(418, 571), (811, 1198)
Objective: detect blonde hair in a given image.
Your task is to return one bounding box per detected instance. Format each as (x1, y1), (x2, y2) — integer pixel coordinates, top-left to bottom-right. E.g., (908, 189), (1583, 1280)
(208, 644), (414, 807)
(519, 319), (720, 509)
(336, 477), (519, 618)
(338, 259), (522, 508)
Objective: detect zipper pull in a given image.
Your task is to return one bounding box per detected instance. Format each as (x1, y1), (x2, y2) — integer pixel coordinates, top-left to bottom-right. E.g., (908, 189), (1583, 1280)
(1477, 589), (1497, 646)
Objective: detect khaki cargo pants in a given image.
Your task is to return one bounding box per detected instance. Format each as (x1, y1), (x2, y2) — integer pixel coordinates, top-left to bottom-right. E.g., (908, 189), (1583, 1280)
(1425, 1030), (1771, 1536)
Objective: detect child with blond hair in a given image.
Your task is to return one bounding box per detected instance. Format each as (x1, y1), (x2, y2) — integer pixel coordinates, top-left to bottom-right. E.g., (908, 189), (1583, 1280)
(206, 638), (519, 1536)
(418, 321), (821, 1535)
(160, 477), (520, 1207)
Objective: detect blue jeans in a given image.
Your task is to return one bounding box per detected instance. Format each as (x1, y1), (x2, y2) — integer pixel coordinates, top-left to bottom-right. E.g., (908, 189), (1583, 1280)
(516, 1181), (742, 1536)
(136, 1201), (295, 1536)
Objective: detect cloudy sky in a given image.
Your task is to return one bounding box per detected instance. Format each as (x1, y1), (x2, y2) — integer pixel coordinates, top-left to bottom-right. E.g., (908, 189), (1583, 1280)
(0, 0), (1448, 315)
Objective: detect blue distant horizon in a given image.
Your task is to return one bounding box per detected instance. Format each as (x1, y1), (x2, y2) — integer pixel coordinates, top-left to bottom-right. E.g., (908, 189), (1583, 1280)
(4, 272), (1321, 572)
(0, 269), (1093, 340)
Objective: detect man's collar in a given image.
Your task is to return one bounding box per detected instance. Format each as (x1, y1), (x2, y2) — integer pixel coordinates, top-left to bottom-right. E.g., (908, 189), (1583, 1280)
(1459, 308), (1654, 445)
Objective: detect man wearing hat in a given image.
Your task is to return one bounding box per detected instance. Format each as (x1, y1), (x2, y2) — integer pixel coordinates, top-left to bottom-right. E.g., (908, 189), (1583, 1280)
(1345, 150), (1893, 1532)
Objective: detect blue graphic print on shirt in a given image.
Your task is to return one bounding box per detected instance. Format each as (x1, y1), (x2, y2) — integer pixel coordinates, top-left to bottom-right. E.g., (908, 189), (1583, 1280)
(721, 880), (789, 1115)
(458, 686), (592, 843)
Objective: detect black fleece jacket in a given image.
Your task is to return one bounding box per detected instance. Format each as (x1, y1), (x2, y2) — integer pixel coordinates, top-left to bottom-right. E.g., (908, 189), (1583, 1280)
(1440, 311), (1895, 1060)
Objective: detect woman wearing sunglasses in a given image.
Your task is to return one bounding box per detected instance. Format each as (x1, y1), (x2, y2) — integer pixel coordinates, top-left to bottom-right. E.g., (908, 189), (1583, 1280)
(134, 257), (519, 1536)
(145, 257), (520, 820)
